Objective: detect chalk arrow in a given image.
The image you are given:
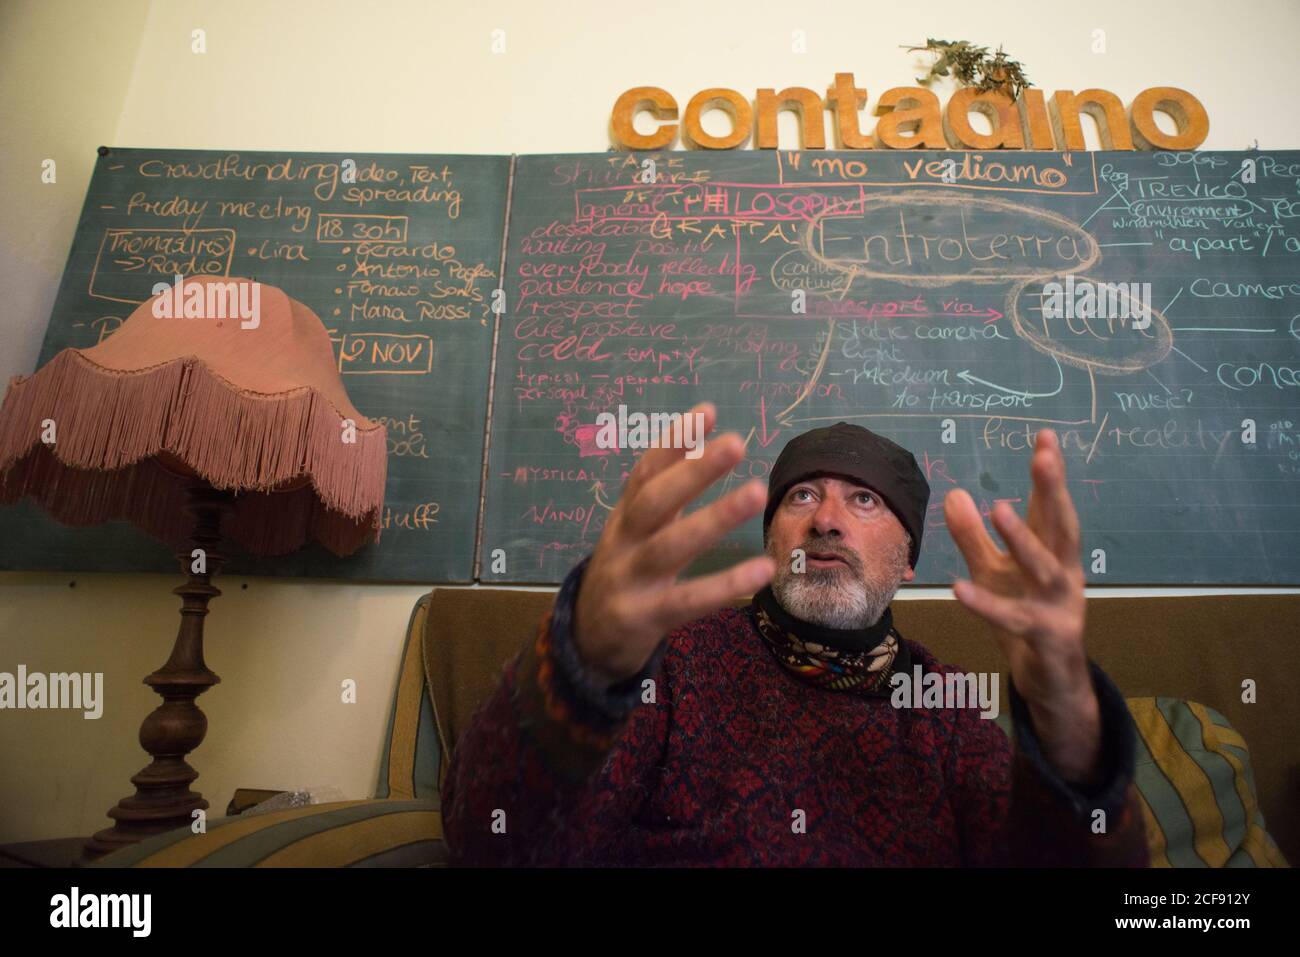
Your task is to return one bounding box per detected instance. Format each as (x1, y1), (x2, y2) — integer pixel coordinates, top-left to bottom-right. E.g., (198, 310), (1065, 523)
(956, 354), (1064, 399)
(776, 316), (835, 429)
(590, 481), (616, 511)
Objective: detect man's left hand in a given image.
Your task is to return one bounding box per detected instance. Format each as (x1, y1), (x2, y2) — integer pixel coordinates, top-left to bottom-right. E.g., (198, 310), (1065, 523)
(943, 429), (1102, 788)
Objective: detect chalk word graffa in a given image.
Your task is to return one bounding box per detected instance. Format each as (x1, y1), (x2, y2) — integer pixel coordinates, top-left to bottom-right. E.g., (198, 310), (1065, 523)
(1039, 276), (1152, 329)
(594, 405), (706, 459)
(890, 666), (1000, 720)
(0, 665), (102, 719)
(150, 274), (261, 329)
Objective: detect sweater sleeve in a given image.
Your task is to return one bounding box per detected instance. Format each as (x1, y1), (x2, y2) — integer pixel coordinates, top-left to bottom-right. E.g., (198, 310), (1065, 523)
(952, 660), (1149, 867)
(439, 554), (668, 866)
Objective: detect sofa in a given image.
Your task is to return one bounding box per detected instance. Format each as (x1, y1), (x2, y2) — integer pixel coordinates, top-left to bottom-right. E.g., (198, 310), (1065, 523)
(90, 588), (1296, 867)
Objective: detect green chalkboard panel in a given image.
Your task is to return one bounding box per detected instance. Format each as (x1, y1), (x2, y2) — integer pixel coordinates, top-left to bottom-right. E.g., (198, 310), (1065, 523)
(479, 149), (1300, 585)
(0, 148), (509, 582)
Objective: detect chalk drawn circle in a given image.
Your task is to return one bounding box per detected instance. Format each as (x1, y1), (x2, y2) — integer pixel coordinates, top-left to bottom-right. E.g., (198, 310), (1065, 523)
(1007, 274), (1172, 375)
(803, 190), (1101, 288)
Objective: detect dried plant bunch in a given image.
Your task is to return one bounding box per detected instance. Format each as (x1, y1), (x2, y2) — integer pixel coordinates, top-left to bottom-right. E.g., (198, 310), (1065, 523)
(903, 39), (1033, 100)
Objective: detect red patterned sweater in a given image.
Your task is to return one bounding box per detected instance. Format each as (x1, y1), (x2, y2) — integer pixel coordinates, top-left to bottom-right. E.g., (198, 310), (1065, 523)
(441, 557), (1148, 867)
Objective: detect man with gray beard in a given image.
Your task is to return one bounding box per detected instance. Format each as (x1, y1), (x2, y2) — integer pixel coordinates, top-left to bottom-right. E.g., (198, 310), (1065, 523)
(443, 406), (1148, 866)
(766, 521), (910, 630)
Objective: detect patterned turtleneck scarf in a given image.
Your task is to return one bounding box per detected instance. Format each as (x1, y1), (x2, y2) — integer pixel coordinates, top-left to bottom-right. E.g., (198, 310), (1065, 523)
(747, 586), (910, 696)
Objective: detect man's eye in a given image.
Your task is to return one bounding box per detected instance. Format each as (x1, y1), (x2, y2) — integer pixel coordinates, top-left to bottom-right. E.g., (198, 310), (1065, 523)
(856, 493), (877, 507)
(791, 489), (812, 502)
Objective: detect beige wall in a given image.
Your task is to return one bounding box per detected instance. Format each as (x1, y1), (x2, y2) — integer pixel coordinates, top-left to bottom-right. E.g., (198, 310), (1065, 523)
(2, 0), (1299, 842)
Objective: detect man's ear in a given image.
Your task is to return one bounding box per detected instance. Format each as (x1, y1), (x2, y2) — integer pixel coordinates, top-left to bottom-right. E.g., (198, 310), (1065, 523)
(902, 566), (916, 583)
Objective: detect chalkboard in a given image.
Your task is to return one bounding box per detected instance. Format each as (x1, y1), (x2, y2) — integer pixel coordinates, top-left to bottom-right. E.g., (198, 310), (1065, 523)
(0, 148), (510, 582)
(479, 149), (1300, 585)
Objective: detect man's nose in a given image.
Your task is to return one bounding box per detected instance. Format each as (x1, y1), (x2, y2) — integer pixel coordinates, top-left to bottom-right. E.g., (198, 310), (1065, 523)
(810, 496), (846, 538)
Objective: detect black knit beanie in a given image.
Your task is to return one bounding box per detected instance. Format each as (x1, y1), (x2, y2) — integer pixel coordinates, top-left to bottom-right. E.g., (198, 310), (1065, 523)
(762, 423), (930, 567)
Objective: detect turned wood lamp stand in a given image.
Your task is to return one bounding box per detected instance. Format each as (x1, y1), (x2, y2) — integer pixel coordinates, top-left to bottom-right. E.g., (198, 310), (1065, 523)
(84, 483), (233, 858)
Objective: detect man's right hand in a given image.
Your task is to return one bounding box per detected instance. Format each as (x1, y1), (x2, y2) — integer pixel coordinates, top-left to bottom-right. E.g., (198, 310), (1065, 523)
(573, 402), (776, 684)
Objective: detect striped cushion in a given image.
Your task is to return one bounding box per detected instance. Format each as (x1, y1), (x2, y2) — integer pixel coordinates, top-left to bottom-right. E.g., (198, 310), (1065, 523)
(86, 799), (447, 867)
(995, 696), (1286, 867)
(375, 594), (443, 800)
(1128, 697), (1286, 867)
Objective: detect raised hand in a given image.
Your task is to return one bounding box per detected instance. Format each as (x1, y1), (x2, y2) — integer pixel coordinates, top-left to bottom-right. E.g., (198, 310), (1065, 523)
(942, 429), (1101, 785)
(573, 402), (776, 684)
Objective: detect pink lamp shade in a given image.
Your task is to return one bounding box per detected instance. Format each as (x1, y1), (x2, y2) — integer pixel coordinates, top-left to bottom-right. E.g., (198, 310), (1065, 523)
(0, 276), (387, 557)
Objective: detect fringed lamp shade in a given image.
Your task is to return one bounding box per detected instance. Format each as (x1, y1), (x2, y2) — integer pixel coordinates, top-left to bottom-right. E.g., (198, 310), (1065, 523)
(0, 276), (386, 556)
(0, 276), (387, 858)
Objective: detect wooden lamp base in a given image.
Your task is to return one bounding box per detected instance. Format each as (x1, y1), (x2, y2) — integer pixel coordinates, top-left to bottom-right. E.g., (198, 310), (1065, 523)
(82, 484), (233, 859)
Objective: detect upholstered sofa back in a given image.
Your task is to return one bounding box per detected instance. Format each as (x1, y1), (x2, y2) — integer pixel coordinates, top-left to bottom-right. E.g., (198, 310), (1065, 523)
(423, 589), (1299, 863)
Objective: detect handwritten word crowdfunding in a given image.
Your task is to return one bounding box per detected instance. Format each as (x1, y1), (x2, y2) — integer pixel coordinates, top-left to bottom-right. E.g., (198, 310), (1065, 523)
(150, 275), (261, 329)
(594, 405), (706, 459)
